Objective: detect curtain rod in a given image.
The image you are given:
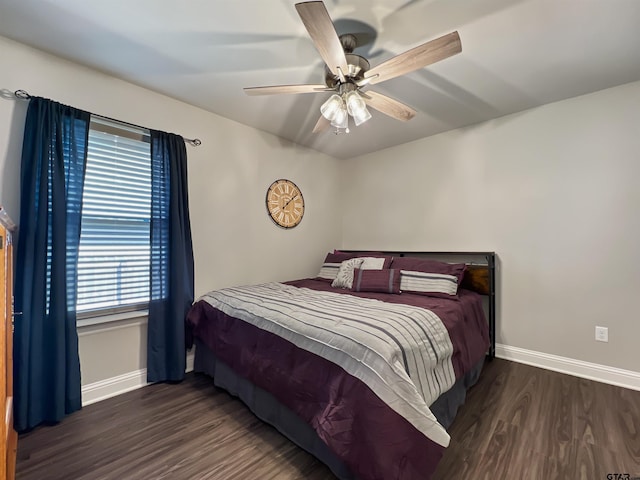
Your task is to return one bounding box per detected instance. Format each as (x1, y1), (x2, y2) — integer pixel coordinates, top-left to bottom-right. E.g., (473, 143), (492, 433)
(14, 90), (202, 147)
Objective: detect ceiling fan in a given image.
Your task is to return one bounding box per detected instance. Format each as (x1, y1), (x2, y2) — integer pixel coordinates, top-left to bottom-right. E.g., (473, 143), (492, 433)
(244, 1), (462, 134)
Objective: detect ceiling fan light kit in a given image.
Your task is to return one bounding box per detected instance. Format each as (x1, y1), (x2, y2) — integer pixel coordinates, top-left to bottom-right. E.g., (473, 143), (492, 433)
(243, 1), (462, 135)
(320, 89), (371, 132)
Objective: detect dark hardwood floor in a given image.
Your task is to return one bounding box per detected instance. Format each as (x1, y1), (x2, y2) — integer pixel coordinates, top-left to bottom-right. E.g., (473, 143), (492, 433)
(432, 360), (640, 480)
(16, 359), (640, 480)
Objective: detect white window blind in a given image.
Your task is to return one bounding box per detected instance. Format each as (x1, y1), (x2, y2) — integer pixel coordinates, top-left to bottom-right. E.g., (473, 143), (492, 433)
(76, 118), (151, 316)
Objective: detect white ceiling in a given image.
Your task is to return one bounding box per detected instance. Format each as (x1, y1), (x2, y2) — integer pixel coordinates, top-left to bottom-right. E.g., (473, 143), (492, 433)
(1, 0), (639, 159)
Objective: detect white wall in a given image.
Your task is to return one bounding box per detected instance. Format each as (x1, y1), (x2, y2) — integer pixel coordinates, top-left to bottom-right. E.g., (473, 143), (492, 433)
(0, 35), (343, 392)
(341, 81), (640, 374)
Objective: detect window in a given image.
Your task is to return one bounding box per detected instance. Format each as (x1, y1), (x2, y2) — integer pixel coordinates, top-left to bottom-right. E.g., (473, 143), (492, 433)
(76, 117), (151, 319)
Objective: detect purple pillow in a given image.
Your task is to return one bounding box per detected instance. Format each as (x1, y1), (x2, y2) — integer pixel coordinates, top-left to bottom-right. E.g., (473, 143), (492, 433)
(325, 251), (362, 263)
(390, 257), (466, 285)
(351, 268), (401, 294)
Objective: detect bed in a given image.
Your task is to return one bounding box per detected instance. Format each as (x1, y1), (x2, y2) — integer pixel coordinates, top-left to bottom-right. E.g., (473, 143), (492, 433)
(186, 251), (496, 480)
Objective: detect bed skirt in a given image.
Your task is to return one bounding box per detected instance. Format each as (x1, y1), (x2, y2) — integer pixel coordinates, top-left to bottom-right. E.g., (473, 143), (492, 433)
(192, 338), (484, 480)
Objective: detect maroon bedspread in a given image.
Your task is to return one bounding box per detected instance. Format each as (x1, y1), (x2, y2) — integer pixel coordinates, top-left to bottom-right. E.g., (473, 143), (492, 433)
(186, 281), (489, 480)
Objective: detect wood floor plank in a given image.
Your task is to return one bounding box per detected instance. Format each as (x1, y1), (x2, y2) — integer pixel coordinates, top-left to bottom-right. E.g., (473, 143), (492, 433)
(16, 360), (640, 479)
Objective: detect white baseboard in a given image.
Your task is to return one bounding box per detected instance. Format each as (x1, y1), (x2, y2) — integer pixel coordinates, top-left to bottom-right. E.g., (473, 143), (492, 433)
(82, 351), (196, 406)
(83, 346), (640, 406)
(82, 369), (148, 406)
(495, 344), (640, 392)
(186, 349), (195, 372)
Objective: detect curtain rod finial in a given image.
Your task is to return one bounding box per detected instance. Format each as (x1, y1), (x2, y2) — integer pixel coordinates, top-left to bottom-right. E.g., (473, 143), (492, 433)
(14, 89), (31, 100)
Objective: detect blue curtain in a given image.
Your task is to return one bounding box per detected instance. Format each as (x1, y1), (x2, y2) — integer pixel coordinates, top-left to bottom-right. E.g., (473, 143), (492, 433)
(147, 131), (194, 382)
(14, 97), (90, 432)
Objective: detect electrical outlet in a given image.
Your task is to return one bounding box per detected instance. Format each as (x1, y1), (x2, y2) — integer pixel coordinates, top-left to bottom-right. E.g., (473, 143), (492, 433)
(595, 326), (608, 342)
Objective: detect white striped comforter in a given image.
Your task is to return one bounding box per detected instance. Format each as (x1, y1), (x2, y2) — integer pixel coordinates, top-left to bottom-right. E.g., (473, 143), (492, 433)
(200, 282), (455, 447)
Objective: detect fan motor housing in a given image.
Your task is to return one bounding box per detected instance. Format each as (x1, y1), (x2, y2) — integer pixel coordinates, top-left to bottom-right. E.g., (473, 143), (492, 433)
(324, 53), (370, 88)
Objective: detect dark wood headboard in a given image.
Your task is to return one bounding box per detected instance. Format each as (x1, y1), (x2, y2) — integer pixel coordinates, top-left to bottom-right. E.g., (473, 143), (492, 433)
(341, 250), (497, 359)
(461, 264), (491, 295)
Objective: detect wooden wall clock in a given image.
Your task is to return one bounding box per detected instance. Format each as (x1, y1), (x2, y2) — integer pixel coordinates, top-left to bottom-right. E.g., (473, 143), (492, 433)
(266, 179), (305, 228)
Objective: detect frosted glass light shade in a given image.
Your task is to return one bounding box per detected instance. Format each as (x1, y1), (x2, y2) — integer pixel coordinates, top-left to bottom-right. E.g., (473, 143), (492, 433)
(344, 91), (372, 126)
(330, 103), (348, 129)
(320, 94), (343, 121)
(344, 91), (364, 115)
(351, 106), (372, 126)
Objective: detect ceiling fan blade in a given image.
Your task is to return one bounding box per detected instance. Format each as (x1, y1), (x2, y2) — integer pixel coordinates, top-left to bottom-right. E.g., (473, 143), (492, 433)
(312, 115), (331, 133)
(364, 90), (417, 122)
(295, 1), (349, 77)
(244, 84), (329, 96)
(365, 31), (461, 85)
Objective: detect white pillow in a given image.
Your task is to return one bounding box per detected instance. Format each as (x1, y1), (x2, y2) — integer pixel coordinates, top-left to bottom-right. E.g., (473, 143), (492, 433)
(331, 258), (365, 289)
(359, 257), (386, 270)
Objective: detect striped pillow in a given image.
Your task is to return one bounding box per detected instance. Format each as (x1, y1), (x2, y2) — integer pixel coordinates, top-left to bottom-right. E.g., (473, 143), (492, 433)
(390, 257), (466, 285)
(400, 270), (459, 298)
(316, 262), (341, 281)
(316, 252), (362, 282)
(352, 268), (401, 294)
